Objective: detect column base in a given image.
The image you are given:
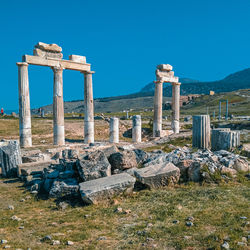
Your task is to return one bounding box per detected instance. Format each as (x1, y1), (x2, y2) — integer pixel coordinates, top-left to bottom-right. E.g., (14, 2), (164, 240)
(84, 121), (94, 144)
(20, 128), (32, 148)
(171, 120), (180, 134)
(53, 125), (65, 146)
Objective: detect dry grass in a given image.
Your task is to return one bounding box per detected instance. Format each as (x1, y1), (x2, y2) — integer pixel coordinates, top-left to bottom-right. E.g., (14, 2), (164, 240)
(0, 179), (249, 249)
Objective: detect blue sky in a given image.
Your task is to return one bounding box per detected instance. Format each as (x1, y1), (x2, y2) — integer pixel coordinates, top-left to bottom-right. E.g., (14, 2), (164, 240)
(1, 0), (250, 110)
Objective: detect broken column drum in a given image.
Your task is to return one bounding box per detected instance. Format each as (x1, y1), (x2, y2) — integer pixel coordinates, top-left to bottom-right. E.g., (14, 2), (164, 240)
(132, 115), (141, 143)
(171, 82), (181, 134)
(52, 66), (65, 146)
(192, 115), (211, 149)
(84, 72), (94, 144)
(17, 62), (32, 147)
(153, 64), (179, 137)
(110, 117), (119, 143)
(211, 128), (240, 151)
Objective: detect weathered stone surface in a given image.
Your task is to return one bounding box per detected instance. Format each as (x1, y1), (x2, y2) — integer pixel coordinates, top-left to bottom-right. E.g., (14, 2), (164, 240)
(133, 149), (149, 165)
(232, 158), (250, 172)
(49, 178), (79, 198)
(211, 128), (240, 151)
(0, 140), (22, 177)
(69, 55), (86, 63)
(157, 64), (173, 72)
(108, 150), (138, 170)
(77, 151), (111, 182)
(22, 150), (50, 163)
(79, 173), (136, 204)
(101, 145), (118, 158)
(62, 149), (79, 159)
(33, 48), (63, 59)
(134, 162), (180, 188)
(35, 42), (62, 53)
(188, 161), (202, 182)
(18, 161), (55, 177)
(176, 159), (193, 180)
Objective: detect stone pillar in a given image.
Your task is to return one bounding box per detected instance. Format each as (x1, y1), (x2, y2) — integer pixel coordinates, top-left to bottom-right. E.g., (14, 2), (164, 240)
(52, 66), (65, 146)
(153, 81), (163, 137)
(132, 115), (141, 143)
(84, 71), (94, 144)
(17, 62), (32, 148)
(226, 100), (228, 120)
(211, 128), (240, 151)
(192, 115), (211, 149)
(219, 101), (221, 120)
(171, 82), (181, 134)
(109, 117), (119, 143)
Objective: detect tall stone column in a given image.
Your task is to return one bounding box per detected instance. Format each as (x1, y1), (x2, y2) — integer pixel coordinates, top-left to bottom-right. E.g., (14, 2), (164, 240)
(153, 81), (163, 137)
(132, 115), (141, 143)
(110, 117), (119, 143)
(17, 62), (32, 148)
(171, 82), (181, 134)
(192, 115), (211, 149)
(52, 66), (65, 146)
(84, 71), (94, 144)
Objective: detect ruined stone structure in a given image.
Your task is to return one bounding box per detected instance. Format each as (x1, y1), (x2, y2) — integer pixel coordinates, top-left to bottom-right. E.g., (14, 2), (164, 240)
(192, 115), (211, 149)
(153, 64), (180, 137)
(17, 42), (94, 147)
(109, 117), (119, 143)
(211, 128), (240, 151)
(132, 115), (141, 143)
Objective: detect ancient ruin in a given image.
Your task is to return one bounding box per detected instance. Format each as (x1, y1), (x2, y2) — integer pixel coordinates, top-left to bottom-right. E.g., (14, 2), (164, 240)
(17, 42), (94, 147)
(153, 64), (180, 137)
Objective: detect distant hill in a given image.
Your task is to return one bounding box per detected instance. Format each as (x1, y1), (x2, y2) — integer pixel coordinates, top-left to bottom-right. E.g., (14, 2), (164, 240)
(34, 68), (250, 114)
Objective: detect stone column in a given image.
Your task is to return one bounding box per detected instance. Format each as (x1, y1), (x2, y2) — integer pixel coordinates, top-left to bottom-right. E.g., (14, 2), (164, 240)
(17, 62), (32, 148)
(52, 66), (65, 146)
(109, 117), (119, 143)
(211, 128), (240, 151)
(219, 101), (221, 120)
(153, 81), (163, 137)
(192, 115), (211, 149)
(226, 100), (228, 120)
(171, 82), (181, 134)
(84, 71), (94, 144)
(132, 115), (141, 143)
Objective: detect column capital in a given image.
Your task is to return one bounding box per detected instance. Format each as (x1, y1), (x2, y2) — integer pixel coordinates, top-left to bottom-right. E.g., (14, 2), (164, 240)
(16, 62), (28, 67)
(81, 70), (95, 75)
(51, 66), (64, 73)
(171, 82), (181, 86)
(154, 80), (164, 84)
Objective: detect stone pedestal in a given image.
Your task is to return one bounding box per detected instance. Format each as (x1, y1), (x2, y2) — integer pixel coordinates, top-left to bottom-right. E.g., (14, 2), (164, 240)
(52, 66), (65, 146)
(84, 72), (94, 144)
(110, 117), (119, 143)
(0, 140), (22, 177)
(211, 128), (240, 151)
(132, 115), (141, 143)
(153, 81), (163, 137)
(17, 62), (32, 148)
(192, 115), (210, 149)
(171, 82), (181, 134)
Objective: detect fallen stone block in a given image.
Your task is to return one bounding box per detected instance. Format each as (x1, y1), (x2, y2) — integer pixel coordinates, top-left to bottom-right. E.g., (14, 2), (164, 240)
(79, 173), (136, 204)
(77, 150), (111, 182)
(108, 150), (138, 171)
(17, 161), (56, 177)
(0, 140), (22, 177)
(49, 178), (79, 198)
(134, 162), (180, 188)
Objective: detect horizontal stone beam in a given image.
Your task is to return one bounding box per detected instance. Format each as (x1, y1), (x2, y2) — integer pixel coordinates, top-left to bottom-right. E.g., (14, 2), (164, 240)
(22, 55), (91, 72)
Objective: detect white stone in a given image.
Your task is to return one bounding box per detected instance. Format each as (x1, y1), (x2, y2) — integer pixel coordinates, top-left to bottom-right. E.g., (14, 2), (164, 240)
(157, 64), (173, 72)
(69, 55), (86, 63)
(132, 115), (141, 143)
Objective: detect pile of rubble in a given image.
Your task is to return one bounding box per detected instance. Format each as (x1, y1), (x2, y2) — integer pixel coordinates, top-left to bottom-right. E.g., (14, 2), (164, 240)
(0, 140), (249, 205)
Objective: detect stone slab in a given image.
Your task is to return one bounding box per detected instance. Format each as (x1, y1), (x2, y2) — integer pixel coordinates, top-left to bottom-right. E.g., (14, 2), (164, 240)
(35, 42), (62, 53)
(33, 48), (63, 59)
(79, 173), (136, 204)
(17, 160), (56, 177)
(157, 64), (173, 72)
(69, 55), (86, 63)
(134, 162), (180, 188)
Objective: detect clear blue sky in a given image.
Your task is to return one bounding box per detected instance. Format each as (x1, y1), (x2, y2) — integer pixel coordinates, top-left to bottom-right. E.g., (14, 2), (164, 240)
(1, 0), (250, 110)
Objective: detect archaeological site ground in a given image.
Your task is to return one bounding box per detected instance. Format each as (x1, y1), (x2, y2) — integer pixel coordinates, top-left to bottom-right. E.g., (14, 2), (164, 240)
(0, 42), (249, 250)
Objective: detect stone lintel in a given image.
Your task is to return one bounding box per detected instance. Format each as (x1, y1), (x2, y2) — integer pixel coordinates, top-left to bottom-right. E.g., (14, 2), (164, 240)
(171, 82), (181, 86)
(22, 55), (91, 72)
(156, 76), (179, 83)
